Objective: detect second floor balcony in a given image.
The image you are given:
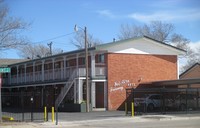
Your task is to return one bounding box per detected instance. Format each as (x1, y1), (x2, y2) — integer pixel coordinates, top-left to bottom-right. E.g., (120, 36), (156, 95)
(4, 65), (106, 86)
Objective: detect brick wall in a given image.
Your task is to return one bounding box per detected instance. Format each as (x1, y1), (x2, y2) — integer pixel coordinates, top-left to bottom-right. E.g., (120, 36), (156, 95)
(107, 53), (177, 110)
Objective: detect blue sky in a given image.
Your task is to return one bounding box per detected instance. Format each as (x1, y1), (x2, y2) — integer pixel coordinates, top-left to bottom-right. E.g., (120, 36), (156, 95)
(2, 0), (200, 58)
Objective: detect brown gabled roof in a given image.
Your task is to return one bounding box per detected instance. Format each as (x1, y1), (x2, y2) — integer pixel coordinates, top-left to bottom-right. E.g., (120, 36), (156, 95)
(0, 59), (28, 67)
(179, 63), (200, 78)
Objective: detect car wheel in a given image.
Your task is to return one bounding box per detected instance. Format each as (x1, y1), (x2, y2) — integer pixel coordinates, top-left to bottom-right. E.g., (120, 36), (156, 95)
(179, 104), (186, 111)
(147, 104), (154, 112)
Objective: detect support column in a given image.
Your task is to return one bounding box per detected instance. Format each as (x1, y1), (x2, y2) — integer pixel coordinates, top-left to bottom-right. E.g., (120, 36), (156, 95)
(60, 59), (63, 80)
(20, 67), (22, 83)
(33, 62), (35, 82)
(74, 79), (77, 103)
(24, 64), (27, 83)
(9, 67), (11, 84)
(16, 65), (19, 83)
(90, 52), (96, 109)
(42, 60), (45, 81)
(90, 52), (96, 78)
(78, 79), (83, 103)
(63, 56), (66, 79)
(104, 81), (108, 109)
(52, 58), (55, 80)
(76, 54), (79, 76)
(91, 82), (96, 108)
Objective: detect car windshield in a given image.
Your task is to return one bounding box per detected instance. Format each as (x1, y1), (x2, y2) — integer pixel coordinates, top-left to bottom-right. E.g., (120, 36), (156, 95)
(148, 95), (161, 100)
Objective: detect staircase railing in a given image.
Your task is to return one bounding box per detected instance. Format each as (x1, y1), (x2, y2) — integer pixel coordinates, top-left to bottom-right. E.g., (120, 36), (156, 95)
(55, 70), (77, 109)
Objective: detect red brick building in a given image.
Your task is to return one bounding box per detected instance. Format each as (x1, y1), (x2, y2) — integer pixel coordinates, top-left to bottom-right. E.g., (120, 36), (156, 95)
(180, 63), (200, 79)
(2, 36), (185, 111)
(179, 63), (200, 88)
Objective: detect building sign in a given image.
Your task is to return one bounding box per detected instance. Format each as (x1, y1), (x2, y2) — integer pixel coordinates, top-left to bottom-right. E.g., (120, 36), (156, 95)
(114, 80), (133, 87)
(0, 67), (11, 73)
(110, 86), (123, 92)
(110, 79), (135, 92)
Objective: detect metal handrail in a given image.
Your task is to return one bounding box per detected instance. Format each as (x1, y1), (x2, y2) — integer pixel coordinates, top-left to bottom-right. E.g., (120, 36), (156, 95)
(55, 69), (77, 109)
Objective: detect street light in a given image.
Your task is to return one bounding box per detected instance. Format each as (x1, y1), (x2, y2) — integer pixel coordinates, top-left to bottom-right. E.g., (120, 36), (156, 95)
(74, 25), (89, 112)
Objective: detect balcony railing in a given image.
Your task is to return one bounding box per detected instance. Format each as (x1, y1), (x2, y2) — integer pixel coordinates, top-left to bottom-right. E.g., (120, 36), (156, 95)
(7, 66), (106, 85)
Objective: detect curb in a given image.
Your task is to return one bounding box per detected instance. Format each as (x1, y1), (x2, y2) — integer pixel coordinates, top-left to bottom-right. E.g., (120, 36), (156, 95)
(138, 115), (200, 121)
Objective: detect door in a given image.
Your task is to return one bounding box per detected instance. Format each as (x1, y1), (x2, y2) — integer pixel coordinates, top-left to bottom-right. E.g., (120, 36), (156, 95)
(96, 82), (104, 108)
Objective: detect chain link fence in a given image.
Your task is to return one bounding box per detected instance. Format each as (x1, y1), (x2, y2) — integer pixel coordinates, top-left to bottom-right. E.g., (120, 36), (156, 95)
(2, 90), (48, 122)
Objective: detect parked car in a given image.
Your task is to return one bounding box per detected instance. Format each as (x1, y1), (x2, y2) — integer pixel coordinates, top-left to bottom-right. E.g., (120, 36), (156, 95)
(166, 94), (200, 111)
(2, 100), (11, 107)
(134, 94), (162, 111)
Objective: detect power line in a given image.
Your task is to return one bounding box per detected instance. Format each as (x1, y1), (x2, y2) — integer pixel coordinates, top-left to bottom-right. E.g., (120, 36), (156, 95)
(54, 41), (74, 45)
(31, 32), (75, 44)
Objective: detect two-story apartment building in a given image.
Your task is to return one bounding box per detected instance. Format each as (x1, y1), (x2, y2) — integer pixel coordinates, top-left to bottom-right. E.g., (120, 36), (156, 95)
(2, 36), (185, 110)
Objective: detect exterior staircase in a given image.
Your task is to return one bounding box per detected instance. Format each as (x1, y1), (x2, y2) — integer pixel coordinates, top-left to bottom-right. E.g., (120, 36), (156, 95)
(55, 70), (77, 109)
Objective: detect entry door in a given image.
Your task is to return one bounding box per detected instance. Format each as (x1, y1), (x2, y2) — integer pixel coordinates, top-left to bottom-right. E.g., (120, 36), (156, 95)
(96, 82), (104, 108)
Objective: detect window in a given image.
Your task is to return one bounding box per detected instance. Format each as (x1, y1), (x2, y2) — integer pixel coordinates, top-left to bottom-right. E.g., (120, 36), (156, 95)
(98, 54), (104, 63)
(65, 60), (68, 67)
(81, 57), (85, 65)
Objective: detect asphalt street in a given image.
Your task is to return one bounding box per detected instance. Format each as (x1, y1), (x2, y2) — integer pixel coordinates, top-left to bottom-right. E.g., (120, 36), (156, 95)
(60, 118), (200, 128)
(1, 111), (200, 128)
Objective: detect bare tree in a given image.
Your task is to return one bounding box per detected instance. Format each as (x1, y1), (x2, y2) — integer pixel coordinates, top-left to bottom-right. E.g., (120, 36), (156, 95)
(118, 24), (142, 40)
(0, 1), (29, 51)
(71, 30), (102, 49)
(118, 20), (192, 53)
(181, 46), (200, 72)
(118, 20), (198, 72)
(170, 34), (194, 57)
(118, 21), (174, 42)
(18, 43), (63, 59)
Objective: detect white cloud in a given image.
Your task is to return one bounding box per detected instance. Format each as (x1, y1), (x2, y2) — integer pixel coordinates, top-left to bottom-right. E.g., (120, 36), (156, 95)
(189, 41), (200, 51)
(128, 12), (174, 23)
(96, 8), (200, 23)
(96, 10), (116, 19)
(128, 8), (200, 23)
(179, 41), (200, 72)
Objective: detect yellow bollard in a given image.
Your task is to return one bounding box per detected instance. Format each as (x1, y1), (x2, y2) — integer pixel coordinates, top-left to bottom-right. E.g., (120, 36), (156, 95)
(44, 106), (47, 121)
(125, 102), (128, 115)
(52, 107), (54, 122)
(131, 102), (134, 117)
(2, 116), (14, 121)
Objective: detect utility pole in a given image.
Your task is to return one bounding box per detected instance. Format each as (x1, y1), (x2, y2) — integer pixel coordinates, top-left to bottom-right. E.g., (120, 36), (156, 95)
(74, 25), (89, 112)
(47, 42), (53, 56)
(84, 26), (89, 112)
